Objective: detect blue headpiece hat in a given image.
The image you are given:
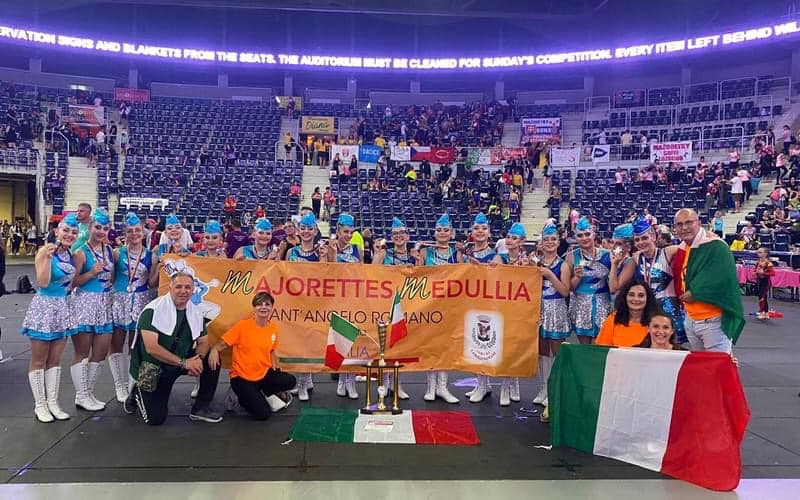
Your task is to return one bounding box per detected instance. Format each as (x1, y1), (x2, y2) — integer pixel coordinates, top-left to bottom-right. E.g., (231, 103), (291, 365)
(125, 212), (141, 227)
(255, 218), (273, 231)
(436, 213), (452, 228)
(300, 212), (317, 227)
(391, 217), (406, 229)
(632, 215), (652, 236)
(473, 212), (489, 227)
(165, 213), (181, 226)
(575, 216), (592, 232)
(541, 223), (558, 236)
(204, 219), (223, 235)
(60, 213), (79, 228)
(337, 213), (355, 228)
(613, 223), (634, 240)
(508, 222), (526, 238)
(92, 208), (110, 225)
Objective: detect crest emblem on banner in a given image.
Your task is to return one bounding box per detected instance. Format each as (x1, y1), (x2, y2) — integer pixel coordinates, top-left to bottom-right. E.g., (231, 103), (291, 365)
(464, 310), (503, 366)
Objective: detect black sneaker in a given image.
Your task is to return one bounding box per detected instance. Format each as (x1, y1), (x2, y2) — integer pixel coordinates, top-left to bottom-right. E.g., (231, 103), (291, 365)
(189, 405), (223, 423)
(123, 387), (137, 415)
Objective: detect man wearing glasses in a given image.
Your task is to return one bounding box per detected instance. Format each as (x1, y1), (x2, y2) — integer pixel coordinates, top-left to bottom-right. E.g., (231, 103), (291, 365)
(672, 209), (744, 353)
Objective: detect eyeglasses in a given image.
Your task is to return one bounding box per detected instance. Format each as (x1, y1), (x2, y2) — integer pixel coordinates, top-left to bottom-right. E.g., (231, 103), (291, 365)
(674, 219), (699, 228)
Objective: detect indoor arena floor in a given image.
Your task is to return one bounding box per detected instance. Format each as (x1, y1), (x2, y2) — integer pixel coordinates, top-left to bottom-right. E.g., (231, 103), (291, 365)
(1, 262), (799, 499)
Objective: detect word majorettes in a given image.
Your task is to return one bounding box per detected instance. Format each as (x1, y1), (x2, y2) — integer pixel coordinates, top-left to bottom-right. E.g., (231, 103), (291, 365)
(21, 214), (80, 422)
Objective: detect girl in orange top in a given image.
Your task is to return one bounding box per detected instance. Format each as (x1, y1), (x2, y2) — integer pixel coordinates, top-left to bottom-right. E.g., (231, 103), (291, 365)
(596, 280), (661, 347)
(209, 292), (296, 420)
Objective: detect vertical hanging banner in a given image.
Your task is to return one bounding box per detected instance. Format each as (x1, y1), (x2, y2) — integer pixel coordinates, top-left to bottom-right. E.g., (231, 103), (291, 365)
(520, 117), (561, 144)
(158, 257), (542, 376)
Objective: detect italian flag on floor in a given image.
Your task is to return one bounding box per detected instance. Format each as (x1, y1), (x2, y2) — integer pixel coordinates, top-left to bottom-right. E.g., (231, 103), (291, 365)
(289, 407), (480, 445)
(549, 344), (750, 491)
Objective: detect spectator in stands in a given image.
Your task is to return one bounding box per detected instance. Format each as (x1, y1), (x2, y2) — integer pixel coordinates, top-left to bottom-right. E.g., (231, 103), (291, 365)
(119, 101), (130, 127)
(224, 143), (237, 169)
(107, 121), (117, 149)
(289, 181), (301, 198)
(349, 153), (358, 177)
(614, 167), (625, 193)
(639, 131), (648, 157)
(728, 147), (740, 169)
(322, 187), (335, 221)
(199, 143), (210, 166)
(223, 194), (238, 221)
(729, 170), (744, 214)
(782, 125), (792, 154)
(95, 127), (106, 154)
(255, 204), (266, 219)
(224, 219), (249, 258)
(672, 208), (744, 353)
(119, 130), (129, 155)
(710, 210), (724, 238)
(286, 96), (296, 118)
(596, 280), (659, 348)
(621, 129), (633, 155)
(311, 187), (322, 219)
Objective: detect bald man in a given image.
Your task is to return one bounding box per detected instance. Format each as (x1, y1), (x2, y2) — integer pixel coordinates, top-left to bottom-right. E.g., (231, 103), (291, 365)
(671, 209), (744, 353)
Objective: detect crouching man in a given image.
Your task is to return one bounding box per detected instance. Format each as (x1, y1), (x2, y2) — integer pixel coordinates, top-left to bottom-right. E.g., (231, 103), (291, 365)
(126, 272), (221, 425)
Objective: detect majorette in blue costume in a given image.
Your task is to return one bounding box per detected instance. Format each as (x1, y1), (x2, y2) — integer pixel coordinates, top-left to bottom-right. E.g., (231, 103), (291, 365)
(196, 219), (227, 257)
(108, 212), (157, 403)
(331, 212), (362, 400)
(568, 216), (612, 339)
(236, 217), (278, 260)
(419, 213), (461, 404)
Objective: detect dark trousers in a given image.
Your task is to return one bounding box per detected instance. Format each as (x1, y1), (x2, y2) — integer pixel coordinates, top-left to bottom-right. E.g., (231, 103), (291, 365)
(230, 368), (296, 421)
(758, 277), (771, 314)
(134, 354), (220, 426)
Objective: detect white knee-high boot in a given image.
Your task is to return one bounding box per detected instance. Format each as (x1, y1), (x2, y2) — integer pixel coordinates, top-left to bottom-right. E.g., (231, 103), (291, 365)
(533, 356), (549, 405)
(87, 361), (106, 409)
(435, 371), (459, 404)
(29, 369), (54, 423)
(468, 375), (491, 403)
(107, 353), (129, 403)
(44, 367), (70, 420)
(71, 360), (104, 412)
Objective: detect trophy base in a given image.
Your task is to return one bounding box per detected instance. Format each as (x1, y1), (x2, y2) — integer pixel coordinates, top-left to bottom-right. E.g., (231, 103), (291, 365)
(360, 408), (404, 415)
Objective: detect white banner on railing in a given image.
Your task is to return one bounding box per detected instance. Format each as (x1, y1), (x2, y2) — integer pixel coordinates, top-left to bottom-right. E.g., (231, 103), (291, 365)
(550, 147), (580, 167)
(331, 144), (359, 165)
(650, 141), (693, 163)
(591, 145), (611, 164)
(390, 145), (411, 161)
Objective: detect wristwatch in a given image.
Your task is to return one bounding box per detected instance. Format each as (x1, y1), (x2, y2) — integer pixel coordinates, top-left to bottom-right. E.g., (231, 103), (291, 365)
(179, 358), (186, 370)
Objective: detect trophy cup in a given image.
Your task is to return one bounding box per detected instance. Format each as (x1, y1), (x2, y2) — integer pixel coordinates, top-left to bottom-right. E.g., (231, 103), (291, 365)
(361, 320), (404, 415)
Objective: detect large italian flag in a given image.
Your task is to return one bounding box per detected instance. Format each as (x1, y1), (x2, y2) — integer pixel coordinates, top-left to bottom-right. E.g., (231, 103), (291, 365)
(289, 407), (479, 445)
(550, 344), (750, 491)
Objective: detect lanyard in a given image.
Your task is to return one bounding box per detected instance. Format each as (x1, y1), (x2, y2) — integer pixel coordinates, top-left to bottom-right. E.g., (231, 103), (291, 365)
(126, 246), (144, 292)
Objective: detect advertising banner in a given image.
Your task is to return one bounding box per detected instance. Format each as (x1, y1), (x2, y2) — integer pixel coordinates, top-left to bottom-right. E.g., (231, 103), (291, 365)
(591, 145), (611, 164)
(490, 146), (526, 164)
(358, 144), (383, 164)
(520, 117), (561, 144)
(158, 257), (542, 377)
(390, 145), (411, 162)
(68, 105), (105, 127)
(300, 116), (335, 135)
(330, 144), (359, 165)
(114, 87), (150, 103)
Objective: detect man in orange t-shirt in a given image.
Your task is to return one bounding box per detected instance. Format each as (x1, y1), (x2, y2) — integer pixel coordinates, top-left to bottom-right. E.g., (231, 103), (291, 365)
(209, 293), (296, 420)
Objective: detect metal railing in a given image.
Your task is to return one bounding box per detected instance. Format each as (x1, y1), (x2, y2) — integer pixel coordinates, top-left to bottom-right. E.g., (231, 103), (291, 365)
(273, 139), (307, 163)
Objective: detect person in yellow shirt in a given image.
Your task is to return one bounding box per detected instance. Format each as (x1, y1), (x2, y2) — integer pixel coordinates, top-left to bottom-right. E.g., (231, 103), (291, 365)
(209, 293), (296, 420)
(375, 133), (386, 150)
(305, 135), (314, 165)
(595, 281), (660, 347)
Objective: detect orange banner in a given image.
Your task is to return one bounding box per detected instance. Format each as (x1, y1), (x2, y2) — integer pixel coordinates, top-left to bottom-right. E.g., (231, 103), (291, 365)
(159, 257), (542, 377)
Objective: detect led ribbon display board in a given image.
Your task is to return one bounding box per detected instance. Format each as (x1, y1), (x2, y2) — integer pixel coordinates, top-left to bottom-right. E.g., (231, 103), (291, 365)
(0, 20), (799, 71)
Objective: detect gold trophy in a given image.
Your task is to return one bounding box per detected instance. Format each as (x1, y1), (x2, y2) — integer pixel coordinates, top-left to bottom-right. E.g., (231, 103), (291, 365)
(361, 320), (404, 415)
